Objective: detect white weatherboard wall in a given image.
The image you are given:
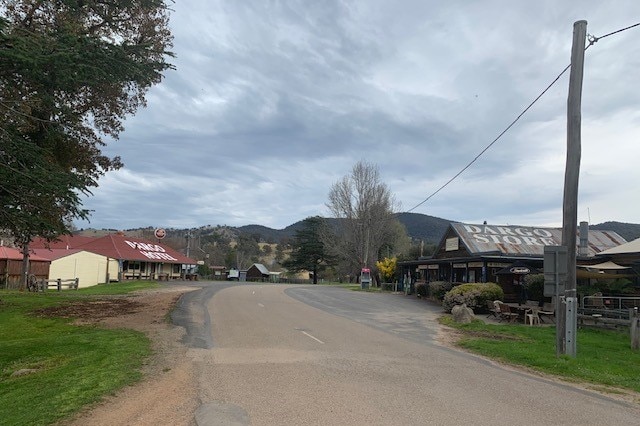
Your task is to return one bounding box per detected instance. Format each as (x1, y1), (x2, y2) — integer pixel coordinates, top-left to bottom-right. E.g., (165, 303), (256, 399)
(48, 251), (118, 288)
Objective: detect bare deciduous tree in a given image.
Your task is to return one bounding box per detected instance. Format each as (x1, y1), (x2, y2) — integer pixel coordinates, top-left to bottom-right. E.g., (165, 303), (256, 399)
(326, 161), (405, 278)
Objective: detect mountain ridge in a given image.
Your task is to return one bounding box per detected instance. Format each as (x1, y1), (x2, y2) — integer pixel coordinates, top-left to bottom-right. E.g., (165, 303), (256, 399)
(79, 214), (640, 245)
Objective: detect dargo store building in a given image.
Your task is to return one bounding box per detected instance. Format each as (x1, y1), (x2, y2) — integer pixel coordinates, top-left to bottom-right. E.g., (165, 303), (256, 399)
(399, 222), (626, 301)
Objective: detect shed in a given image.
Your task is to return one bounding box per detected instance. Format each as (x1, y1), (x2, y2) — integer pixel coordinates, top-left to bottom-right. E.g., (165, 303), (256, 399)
(0, 246), (51, 289)
(246, 263), (270, 281)
(32, 249), (118, 288)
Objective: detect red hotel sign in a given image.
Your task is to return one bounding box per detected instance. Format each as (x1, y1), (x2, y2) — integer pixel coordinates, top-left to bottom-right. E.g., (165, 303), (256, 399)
(125, 240), (178, 261)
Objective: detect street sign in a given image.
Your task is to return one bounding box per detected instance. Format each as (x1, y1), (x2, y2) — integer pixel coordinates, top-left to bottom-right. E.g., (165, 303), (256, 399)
(543, 245), (567, 297)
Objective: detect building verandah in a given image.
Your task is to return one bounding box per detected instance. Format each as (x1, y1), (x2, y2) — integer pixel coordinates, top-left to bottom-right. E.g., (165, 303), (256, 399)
(399, 222), (626, 301)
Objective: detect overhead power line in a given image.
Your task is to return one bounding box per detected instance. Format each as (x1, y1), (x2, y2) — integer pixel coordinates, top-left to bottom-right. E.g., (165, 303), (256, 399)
(405, 21), (640, 214)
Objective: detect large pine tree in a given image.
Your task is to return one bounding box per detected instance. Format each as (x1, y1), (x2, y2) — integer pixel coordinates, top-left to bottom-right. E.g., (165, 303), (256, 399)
(283, 216), (335, 284)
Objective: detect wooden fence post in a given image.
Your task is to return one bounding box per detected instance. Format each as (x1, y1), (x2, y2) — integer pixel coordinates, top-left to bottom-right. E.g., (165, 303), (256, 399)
(75, 278), (79, 289)
(57, 278), (61, 292)
(631, 307), (640, 351)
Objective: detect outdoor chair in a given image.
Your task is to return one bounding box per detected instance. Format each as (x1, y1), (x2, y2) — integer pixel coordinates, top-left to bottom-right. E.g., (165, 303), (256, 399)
(526, 310), (540, 326)
(538, 302), (555, 323)
(486, 300), (500, 318)
(497, 302), (519, 323)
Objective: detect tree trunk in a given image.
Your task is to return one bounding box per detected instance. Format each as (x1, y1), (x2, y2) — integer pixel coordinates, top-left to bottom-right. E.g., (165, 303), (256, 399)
(21, 242), (30, 291)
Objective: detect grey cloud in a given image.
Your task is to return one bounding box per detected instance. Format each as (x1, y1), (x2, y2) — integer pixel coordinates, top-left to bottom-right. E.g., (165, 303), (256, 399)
(77, 0), (640, 230)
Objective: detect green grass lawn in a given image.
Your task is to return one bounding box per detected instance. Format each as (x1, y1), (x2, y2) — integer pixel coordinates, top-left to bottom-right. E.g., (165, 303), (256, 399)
(441, 316), (640, 393)
(318, 282), (383, 292)
(75, 280), (162, 295)
(0, 281), (160, 425)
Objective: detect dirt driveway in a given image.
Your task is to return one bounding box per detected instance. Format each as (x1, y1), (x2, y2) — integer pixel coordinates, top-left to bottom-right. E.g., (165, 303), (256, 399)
(59, 286), (200, 426)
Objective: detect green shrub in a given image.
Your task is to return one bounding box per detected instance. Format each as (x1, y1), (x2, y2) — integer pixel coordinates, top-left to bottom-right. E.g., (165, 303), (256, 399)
(442, 282), (504, 313)
(524, 273), (544, 302)
(415, 282), (428, 298)
(428, 281), (453, 301)
(381, 282), (394, 292)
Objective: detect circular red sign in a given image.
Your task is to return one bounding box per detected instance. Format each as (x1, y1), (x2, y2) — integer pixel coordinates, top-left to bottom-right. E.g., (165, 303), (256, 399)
(154, 228), (166, 239)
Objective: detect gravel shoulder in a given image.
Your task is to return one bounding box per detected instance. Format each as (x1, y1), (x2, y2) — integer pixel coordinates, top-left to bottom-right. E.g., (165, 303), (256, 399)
(59, 285), (199, 426)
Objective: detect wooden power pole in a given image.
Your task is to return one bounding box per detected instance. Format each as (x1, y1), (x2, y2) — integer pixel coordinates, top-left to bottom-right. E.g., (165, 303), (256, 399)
(560, 20), (587, 357)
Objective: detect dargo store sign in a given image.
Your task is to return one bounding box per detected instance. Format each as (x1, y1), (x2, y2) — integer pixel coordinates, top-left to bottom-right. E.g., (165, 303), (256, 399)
(463, 225), (556, 246)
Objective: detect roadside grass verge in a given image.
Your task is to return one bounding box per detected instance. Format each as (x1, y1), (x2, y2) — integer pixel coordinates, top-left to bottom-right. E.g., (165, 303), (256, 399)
(76, 280), (161, 295)
(318, 282), (382, 292)
(440, 316), (640, 393)
(0, 282), (157, 425)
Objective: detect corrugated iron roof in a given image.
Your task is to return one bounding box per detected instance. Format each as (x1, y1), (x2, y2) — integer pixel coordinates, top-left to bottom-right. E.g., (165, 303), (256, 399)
(77, 234), (197, 264)
(0, 246), (51, 262)
(32, 248), (84, 261)
(30, 235), (96, 249)
(251, 263), (270, 274)
(450, 223), (626, 257)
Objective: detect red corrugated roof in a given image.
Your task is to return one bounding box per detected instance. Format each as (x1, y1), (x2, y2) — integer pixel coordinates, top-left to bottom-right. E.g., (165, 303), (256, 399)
(77, 234), (196, 264)
(31, 248), (84, 261)
(31, 235), (96, 249)
(0, 246), (51, 262)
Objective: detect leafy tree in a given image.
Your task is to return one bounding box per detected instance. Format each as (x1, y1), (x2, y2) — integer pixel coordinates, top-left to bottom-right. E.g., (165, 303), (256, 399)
(0, 0), (174, 287)
(283, 216), (335, 284)
(233, 233), (261, 269)
(376, 257), (397, 283)
(197, 263), (211, 278)
(274, 243), (286, 265)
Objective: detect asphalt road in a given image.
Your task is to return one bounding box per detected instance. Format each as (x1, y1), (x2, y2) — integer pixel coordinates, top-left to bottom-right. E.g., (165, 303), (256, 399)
(173, 283), (640, 425)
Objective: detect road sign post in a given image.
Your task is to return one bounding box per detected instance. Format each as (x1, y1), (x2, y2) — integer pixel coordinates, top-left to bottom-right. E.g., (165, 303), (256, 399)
(544, 245), (567, 357)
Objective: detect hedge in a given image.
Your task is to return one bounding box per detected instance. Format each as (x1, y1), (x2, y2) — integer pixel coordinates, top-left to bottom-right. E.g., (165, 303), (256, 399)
(442, 282), (504, 313)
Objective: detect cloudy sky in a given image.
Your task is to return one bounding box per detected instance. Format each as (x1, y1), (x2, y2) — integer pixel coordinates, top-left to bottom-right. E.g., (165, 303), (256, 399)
(76, 0), (640, 231)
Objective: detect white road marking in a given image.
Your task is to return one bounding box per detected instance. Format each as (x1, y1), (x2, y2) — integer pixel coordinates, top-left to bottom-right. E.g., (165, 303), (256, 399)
(258, 303), (265, 308)
(300, 330), (325, 344)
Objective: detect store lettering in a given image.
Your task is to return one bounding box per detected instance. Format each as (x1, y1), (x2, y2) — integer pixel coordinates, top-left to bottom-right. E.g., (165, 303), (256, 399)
(141, 251), (178, 261)
(463, 225), (556, 246)
(125, 240), (177, 261)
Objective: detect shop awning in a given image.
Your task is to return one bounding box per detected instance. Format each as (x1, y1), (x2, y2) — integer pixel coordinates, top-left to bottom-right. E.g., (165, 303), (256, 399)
(576, 261), (630, 270)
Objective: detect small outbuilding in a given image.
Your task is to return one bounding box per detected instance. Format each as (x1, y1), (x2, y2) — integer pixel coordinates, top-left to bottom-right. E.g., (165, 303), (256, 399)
(32, 248), (118, 288)
(246, 263), (270, 282)
(0, 246), (51, 289)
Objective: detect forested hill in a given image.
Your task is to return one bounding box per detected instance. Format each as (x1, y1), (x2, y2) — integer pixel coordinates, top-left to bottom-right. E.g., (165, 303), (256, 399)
(235, 213), (452, 244)
(236, 216), (640, 244)
(591, 221), (640, 242)
(79, 216), (640, 245)
(393, 212), (452, 243)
